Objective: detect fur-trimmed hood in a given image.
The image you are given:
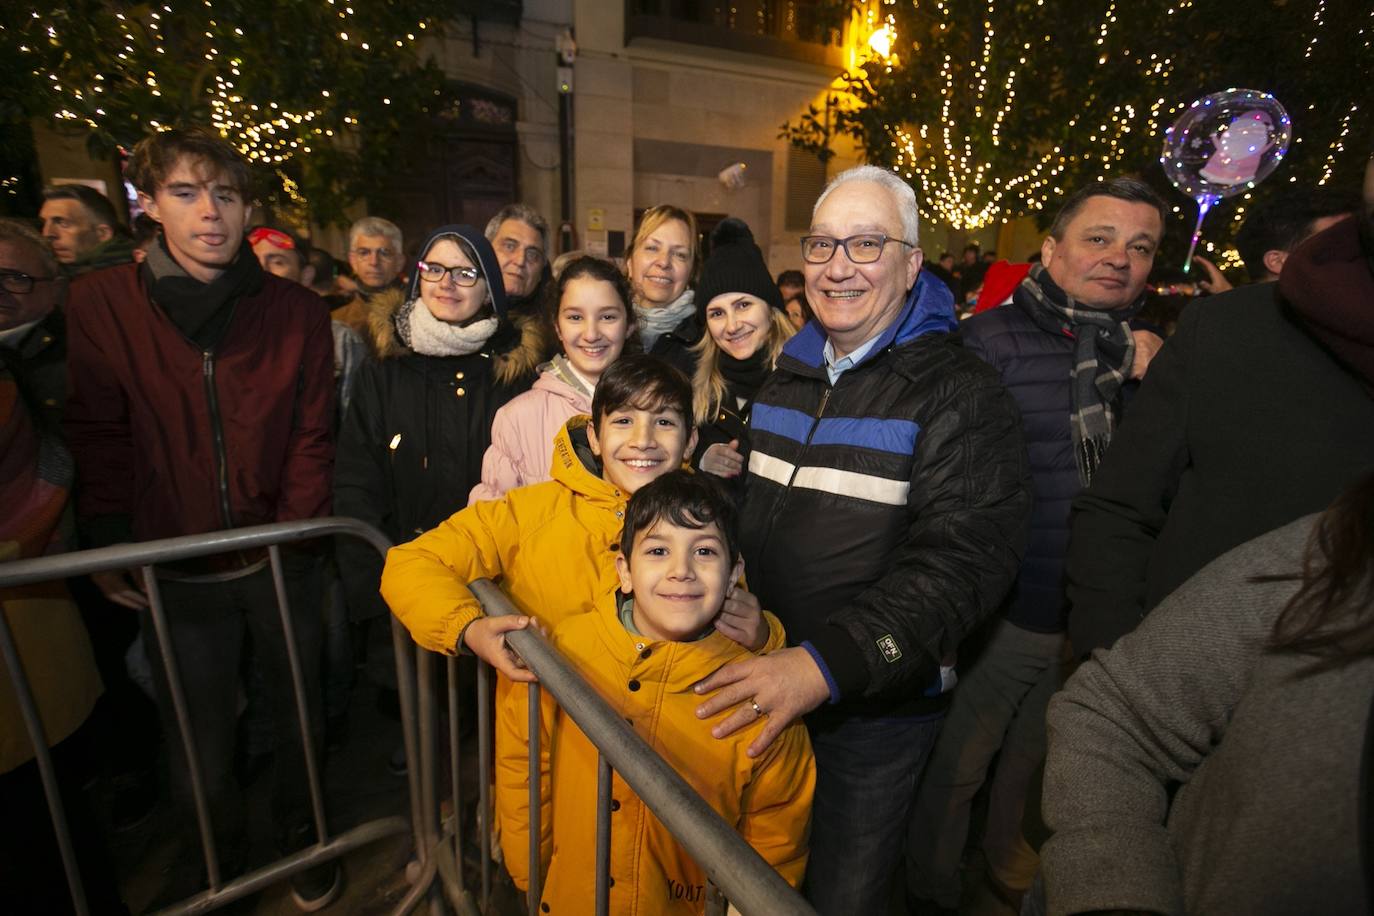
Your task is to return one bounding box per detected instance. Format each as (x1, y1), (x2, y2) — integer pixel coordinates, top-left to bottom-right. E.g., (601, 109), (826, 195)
(360, 287), (544, 387)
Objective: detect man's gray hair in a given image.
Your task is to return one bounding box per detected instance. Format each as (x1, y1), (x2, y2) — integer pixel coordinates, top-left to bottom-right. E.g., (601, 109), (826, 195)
(484, 204), (549, 253)
(0, 218), (59, 275)
(348, 216), (403, 253)
(813, 165), (921, 246)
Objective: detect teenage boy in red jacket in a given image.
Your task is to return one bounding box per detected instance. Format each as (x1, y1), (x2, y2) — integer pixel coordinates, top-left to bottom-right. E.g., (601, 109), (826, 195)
(63, 127), (339, 909)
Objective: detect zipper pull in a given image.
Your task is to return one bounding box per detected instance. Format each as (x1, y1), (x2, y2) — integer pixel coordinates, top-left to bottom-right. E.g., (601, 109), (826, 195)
(814, 387), (832, 419)
(389, 433), (402, 451)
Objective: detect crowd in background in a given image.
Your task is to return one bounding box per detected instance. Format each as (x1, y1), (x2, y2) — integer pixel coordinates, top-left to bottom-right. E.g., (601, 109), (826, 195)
(2, 123), (1371, 916)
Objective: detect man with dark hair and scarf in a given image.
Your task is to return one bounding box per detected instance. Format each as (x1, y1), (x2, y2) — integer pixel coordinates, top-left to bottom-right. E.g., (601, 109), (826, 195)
(63, 127), (341, 909)
(905, 177), (1165, 913)
(1066, 149), (1374, 657)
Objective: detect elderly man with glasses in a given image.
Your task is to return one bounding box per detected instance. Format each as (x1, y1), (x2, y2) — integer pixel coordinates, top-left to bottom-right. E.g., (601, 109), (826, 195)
(0, 220), (67, 432)
(693, 165), (1031, 915)
(330, 216), (406, 340)
(346, 216), (405, 296)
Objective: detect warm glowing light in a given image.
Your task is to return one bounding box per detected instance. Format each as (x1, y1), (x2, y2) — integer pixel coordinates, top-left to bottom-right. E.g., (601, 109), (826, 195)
(868, 25), (894, 60)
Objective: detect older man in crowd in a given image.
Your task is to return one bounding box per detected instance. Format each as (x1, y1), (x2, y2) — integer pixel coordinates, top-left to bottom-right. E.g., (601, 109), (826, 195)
(333, 216), (404, 339)
(906, 178), (1167, 913)
(3, 213), (165, 833)
(484, 203), (549, 311)
(346, 215), (405, 295)
(0, 220), (67, 428)
(40, 184), (135, 275)
(0, 218), (129, 914)
(695, 165), (1031, 914)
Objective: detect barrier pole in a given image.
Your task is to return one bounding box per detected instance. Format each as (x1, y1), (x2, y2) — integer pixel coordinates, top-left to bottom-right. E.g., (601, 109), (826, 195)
(595, 752), (613, 916)
(446, 655), (465, 896)
(477, 661), (493, 910)
(267, 546), (329, 844)
(527, 681), (543, 916)
(143, 567), (222, 890)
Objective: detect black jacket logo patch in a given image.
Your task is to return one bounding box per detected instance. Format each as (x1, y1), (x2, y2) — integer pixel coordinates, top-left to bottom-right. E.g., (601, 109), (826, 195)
(877, 634), (902, 663)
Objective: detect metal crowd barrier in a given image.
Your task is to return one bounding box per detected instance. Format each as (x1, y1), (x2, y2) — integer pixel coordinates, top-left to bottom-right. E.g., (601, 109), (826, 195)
(458, 578), (817, 916)
(2, 519), (815, 916)
(0, 518), (438, 916)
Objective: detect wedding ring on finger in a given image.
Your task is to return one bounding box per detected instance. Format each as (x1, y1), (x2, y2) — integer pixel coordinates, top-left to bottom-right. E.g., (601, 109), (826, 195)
(750, 699), (765, 717)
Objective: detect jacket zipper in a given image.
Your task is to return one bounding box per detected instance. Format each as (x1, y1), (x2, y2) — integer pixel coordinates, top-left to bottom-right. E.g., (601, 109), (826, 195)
(203, 350), (234, 528)
(785, 386), (831, 488)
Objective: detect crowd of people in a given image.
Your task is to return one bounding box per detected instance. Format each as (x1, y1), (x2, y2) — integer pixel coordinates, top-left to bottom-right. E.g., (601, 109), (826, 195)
(1, 122), (1370, 916)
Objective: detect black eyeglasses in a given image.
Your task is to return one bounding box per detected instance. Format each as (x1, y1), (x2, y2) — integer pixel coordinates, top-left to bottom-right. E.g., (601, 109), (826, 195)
(800, 233), (915, 265)
(0, 270), (58, 294)
(417, 260), (482, 286)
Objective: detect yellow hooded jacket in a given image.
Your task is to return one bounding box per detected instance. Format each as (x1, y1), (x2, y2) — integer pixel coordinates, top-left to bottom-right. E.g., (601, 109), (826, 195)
(500, 595), (815, 914)
(381, 416), (624, 654)
(380, 416), (784, 847)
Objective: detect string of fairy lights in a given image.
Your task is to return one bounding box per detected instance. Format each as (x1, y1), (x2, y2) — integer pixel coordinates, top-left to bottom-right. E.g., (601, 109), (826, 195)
(9, 1), (1365, 238)
(15, 2), (432, 171)
(871, 0), (1179, 231)
(842, 0), (1354, 244)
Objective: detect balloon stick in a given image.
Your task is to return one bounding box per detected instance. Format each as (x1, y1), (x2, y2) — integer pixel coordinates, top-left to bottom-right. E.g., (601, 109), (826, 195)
(1182, 193), (1219, 273)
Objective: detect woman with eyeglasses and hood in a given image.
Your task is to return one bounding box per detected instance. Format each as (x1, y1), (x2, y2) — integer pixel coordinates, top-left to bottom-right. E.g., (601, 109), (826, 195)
(333, 225), (541, 660)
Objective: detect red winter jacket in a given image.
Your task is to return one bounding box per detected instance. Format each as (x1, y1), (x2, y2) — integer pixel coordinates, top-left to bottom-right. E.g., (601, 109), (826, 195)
(64, 262), (335, 544)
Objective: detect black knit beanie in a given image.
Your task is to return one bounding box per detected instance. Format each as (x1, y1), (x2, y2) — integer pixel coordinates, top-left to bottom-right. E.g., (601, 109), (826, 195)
(696, 217), (785, 323)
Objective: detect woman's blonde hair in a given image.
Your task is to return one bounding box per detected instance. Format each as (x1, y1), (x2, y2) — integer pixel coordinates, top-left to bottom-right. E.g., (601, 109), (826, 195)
(625, 205), (700, 301)
(690, 306), (796, 425)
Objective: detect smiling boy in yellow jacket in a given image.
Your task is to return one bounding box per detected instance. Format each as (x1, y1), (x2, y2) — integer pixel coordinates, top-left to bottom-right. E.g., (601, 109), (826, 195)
(380, 356), (782, 851)
(502, 471), (814, 914)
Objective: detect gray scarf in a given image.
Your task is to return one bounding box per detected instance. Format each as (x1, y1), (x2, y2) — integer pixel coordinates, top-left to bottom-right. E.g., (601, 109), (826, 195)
(394, 297), (499, 357)
(634, 289), (695, 351)
(1013, 264), (1140, 486)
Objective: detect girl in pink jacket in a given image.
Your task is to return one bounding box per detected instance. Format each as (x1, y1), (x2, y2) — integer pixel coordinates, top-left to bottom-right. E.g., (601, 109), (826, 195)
(470, 256), (638, 502)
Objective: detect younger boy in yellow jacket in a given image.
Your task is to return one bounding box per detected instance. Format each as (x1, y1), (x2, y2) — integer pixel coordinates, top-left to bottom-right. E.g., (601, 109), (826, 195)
(502, 471), (815, 914)
(380, 356), (782, 848)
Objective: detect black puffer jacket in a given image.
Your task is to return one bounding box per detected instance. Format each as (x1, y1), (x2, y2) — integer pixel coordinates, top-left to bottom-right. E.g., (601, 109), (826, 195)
(961, 300), (1107, 634)
(647, 313), (702, 378)
(690, 397), (751, 502)
(740, 273), (1031, 718)
(333, 287), (540, 620)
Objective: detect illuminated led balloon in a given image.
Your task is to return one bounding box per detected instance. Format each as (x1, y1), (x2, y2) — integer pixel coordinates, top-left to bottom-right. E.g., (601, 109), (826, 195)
(1160, 89), (1292, 271)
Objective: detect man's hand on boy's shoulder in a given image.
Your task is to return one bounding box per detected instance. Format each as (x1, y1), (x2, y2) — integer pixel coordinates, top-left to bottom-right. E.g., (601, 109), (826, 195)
(713, 586), (769, 652)
(692, 647), (829, 758)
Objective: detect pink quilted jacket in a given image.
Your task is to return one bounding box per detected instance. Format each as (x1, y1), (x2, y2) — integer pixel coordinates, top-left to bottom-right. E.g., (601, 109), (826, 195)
(469, 365), (592, 504)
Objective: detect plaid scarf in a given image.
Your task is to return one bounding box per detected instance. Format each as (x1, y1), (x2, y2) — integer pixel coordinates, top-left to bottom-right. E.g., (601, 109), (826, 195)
(1013, 264), (1140, 485)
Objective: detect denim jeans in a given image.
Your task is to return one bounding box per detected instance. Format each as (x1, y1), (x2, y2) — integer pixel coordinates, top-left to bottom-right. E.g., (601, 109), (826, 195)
(803, 712), (943, 916)
(140, 554), (324, 865)
(905, 620), (1066, 907)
